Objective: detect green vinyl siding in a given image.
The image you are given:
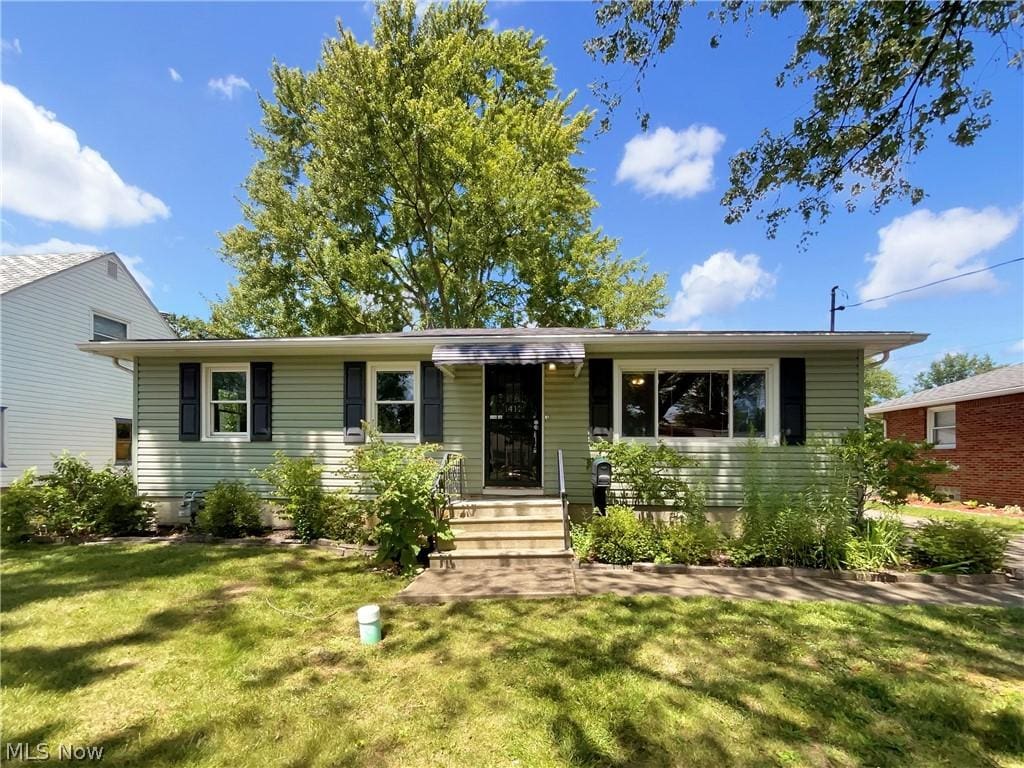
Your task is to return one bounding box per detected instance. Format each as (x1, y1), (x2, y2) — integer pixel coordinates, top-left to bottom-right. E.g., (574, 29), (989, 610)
(543, 363), (591, 500)
(136, 349), (864, 508)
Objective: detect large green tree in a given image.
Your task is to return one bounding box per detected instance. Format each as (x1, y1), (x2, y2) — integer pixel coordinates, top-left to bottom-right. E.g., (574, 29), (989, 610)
(913, 352), (997, 391)
(587, 1), (1022, 239)
(211, 0), (666, 336)
(864, 365), (905, 408)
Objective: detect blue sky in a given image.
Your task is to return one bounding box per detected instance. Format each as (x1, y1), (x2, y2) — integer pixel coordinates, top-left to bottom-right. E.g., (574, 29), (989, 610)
(2, 1), (1022, 385)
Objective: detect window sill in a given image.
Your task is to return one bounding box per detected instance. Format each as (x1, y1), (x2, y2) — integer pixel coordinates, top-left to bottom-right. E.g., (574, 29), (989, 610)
(932, 444), (956, 450)
(202, 434), (251, 443)
(375, 433), (419, 444)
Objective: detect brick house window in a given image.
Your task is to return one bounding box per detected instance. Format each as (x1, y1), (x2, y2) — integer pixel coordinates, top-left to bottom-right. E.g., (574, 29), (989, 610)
(927, 405), (956, 449)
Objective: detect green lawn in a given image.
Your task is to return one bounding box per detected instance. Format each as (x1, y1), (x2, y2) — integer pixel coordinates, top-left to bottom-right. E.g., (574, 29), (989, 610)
(893, 505), (1024, 533)
(2, 545), (1023, 768)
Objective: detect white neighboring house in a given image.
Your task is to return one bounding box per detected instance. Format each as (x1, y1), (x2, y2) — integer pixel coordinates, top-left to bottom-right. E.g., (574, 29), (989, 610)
(0, 251), (175, 486)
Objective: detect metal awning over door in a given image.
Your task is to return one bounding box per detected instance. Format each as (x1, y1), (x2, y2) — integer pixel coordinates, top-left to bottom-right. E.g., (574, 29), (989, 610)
(432, 342), (586, 369)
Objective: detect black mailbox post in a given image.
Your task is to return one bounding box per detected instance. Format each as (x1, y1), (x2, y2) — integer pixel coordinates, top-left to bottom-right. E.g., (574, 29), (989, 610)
(591, 457), (612, 515)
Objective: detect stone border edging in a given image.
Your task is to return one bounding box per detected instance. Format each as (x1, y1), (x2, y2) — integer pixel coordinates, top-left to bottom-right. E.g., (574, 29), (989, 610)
(626, 562), (1009, 585)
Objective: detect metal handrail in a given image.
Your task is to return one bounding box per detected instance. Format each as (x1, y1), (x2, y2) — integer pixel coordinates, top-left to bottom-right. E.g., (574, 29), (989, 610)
(431, 451), (465, 521)
(557, 448), (570, 550)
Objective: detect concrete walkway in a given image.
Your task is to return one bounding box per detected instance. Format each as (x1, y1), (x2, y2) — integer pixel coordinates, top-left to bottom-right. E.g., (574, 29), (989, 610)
(396, 564), (1023, 607)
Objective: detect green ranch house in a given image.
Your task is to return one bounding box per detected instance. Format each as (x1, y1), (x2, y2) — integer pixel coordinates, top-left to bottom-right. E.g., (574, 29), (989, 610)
(80, 328), (925, 567)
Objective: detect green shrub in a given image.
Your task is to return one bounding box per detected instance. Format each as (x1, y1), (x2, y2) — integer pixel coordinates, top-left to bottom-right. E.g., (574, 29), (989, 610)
(1, 470), (43, 545)
(732, 485), (850, 570)
(590, 439), (701, 508)
(197, 481), (264, 537)
(831, 420), (950, 519)
(570, 520), (595, 562)
(658, 517), (722, 565)
(589, 506), (659, 565)
(37, 454), (153, 536)
(323, 492), (373, 544)
(257, 452), (328, 542)
(911, 519), (1009, 573)
(349, 430), (451, 571)
(845, 515), (908, 571)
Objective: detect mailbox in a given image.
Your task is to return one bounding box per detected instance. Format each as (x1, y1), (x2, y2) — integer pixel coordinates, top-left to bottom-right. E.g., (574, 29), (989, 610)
(591, 457), (612, 515)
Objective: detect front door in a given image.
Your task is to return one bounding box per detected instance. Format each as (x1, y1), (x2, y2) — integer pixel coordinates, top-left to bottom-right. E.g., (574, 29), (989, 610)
(485, 364), (542, 488)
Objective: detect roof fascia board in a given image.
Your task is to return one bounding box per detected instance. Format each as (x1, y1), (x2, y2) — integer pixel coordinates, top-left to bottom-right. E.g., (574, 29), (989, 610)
(77, 331), (927, 360)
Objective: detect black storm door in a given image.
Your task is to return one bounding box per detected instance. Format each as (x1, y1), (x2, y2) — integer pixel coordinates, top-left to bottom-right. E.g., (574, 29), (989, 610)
(485, 364), (542, 487)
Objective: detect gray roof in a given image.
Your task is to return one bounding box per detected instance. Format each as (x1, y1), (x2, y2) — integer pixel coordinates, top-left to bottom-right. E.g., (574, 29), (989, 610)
(866, 363), (1024, 414)
(0, 251), (110, 294)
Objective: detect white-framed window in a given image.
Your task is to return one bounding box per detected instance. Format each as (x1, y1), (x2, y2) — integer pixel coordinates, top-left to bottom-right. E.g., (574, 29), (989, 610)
(368, 363), (418, 440)
(115, 418), (132, 465)
(927, 405), (956, 449)
(614, 360), (779, 444)
(93, 313), (128, 341)
(202, 364), (249, 440)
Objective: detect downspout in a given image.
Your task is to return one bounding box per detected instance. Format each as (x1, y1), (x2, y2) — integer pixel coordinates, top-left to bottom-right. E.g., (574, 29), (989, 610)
(112, 358), (134, 374)
(865, 350), (890, 368)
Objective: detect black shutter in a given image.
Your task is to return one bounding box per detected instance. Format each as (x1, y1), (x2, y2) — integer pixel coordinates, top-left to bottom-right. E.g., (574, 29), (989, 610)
(589, 358), (613, 438)
(421, 361), (444, 443)
(179, 362), (200, 441)
(343, 361), (366, 444)
(780, 357), (806, 446)
(250, 362), (272, 442)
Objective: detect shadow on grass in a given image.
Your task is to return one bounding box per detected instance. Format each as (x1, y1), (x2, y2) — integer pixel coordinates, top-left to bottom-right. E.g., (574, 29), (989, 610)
(3, 545), (1023, 767)
(389, 597), (1024, 767)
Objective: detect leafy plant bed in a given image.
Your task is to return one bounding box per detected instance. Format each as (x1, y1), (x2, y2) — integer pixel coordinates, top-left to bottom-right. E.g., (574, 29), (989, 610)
(626, 562), (1012, 585)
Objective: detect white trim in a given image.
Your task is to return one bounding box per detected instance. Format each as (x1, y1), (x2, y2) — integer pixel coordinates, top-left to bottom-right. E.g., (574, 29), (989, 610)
(611, 358), (781, 446)
(78, 331), (929, 360)
(927, 404), (956, 449)
(201, 363), (250, 441)
(866, 384), (1024, 414)
(367, 362), (419, 442)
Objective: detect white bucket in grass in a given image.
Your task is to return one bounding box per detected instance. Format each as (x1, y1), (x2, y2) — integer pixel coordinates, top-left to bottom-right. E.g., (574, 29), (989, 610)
(357, 604), (382, 645)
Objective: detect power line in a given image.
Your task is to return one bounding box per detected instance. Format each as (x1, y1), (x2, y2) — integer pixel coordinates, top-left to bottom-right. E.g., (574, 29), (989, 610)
(844, 256), (1024, 309)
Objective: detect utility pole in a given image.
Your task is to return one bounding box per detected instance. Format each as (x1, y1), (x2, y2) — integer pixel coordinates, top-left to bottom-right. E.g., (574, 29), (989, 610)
(829, 285), (846, 331)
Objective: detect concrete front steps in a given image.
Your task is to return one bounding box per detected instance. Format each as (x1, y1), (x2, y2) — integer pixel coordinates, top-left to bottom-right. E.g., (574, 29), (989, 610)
(429, 497), (573, 570)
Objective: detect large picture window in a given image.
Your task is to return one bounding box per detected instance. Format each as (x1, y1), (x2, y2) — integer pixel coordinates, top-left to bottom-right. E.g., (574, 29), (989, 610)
(370, 365), (418, 438)
(618, 363), (773, 441)
(203, 364), (249, 439)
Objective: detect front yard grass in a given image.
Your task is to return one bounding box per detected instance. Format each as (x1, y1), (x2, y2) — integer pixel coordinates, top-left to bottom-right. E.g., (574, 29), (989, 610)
(2, 544), (1022, 768)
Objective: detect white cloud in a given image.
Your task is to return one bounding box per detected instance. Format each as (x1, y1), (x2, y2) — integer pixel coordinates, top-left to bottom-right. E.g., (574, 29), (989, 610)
(0, 237), (155, 295)
(668, 250), (776, 325)
(207, 74), (250, 99)
(858, 206), (1021, 307)
(168, 67), (182, 83)
(1, 37), (22, 55)
(0, 83), (170, 230)
(616, 125), (725, 198)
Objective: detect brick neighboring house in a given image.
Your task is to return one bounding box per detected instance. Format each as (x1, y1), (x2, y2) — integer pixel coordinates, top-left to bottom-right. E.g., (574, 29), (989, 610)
(866, 363), (1024, 507)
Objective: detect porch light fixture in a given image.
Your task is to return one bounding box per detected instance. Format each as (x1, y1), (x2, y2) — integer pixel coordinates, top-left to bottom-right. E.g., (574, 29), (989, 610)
(547, 362), (557, 371)
(630, 376), (646, 386)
